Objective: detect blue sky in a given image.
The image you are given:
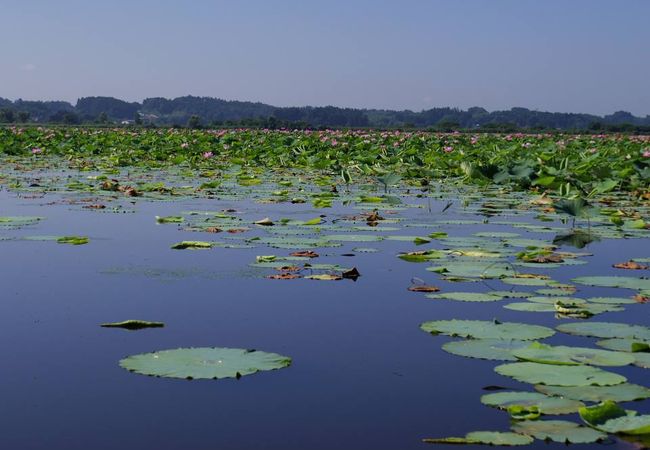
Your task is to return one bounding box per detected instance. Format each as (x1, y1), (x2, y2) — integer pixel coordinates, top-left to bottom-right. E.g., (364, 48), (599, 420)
(1, 0), (648, 115)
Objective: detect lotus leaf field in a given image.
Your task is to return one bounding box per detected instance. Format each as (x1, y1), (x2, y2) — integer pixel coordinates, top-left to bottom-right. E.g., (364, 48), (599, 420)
(1, 127), (649, 449)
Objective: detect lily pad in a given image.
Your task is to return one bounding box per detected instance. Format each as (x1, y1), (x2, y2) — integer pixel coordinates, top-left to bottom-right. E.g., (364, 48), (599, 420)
(119, 347), (291, 380)
(426, 292), (505, 302)
(580, 400), (650, 435)
(511, 420), (606, 444)
(536, 383), (650, 402)
(57, 236), (89, 245)
(596, 338), (650, 353)
(495, 362), (626, 386)
(557, 322), (650, 340)
(481, 391), (584, 415)
(423, 431), (533, 446)
(171, 241), (214, 250)
(420, 320), (555, 340)
(512, 342), (635, 367)
(572, 276), (650, 291)
(442, 339), (529, 361)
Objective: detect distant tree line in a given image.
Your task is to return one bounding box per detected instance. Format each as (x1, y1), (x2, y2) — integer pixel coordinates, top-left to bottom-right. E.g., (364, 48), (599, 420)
(1, 95), (649, 132)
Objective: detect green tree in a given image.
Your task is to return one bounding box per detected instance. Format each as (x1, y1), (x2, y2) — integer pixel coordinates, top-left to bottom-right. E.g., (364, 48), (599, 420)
(187, 115), (202, 129)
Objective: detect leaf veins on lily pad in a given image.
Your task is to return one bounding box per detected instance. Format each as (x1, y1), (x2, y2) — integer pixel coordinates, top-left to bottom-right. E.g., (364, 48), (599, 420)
(495, 362), (626, 386)
(119, 347), (291, 380)
(481, 391), (584, 415)
(511, 420), (606, 444)
(420, 320), (555, 340)
(423, 431), (533, 446)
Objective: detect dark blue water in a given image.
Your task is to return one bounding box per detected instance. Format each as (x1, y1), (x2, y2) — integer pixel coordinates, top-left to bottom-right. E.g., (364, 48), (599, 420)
(0, 186), (648, 450)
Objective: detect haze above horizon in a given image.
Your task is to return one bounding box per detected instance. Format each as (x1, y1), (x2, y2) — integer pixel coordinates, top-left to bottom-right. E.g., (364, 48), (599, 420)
(1, 0), (648, 116)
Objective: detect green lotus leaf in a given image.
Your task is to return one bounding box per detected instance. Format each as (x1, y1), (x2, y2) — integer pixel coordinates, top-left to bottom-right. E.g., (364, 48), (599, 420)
(427, 261), (514, 279)
(170, 241), (214, 249)
(57, 236), (89, 245)
(323, 234), (383, 242)
(512, 342), (635, 367)
(580, 400), (650, 435)
(426, 292), (505, 302)
(420, 320), (555, 340)
(495, 362), (626, 386)
(156, 215), (184, 223)
(398, 250), (444, 262)
(481, 391), (584, 415)
(423, 431), (533, 446)
(535, 383), (650, 402)
(442, 339), (529, 361)
(557, 322), (650, 340)
(511, 420), (606, 444)
(504, 303), (555, 312)
(596, 338), (650, 353)
(587, 297), (637, 305)
(501, 277), (554, 286)
(119, 347), (291, 380)
(490, 290), (534, 299)
(572, 276), (650, 291)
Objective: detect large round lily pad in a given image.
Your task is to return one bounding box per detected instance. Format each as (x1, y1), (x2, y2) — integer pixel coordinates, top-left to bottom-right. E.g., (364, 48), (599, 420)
(420, 320), (555, 340)
(572, 276), (650, 291)
(596, 338), (650, 353)
(535, 383), (650, 402)
(495, 362), (626, 386)
(442, 339), (529, 361)
(511, 420), (606, 444)
(481, 391), (584, 415)
(426, 292), (505, 302)
(119, 347), (291, 380)
(580, 401), (650, 435)
(557, 322), (650, 340)
(423, 431), (533, 446)
(512, 343), (635, 367)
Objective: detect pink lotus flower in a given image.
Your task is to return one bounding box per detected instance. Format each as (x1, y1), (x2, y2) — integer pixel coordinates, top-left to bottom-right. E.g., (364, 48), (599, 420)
(203, 151), (213, 159)
(180, 143), (189, 149)
(643, 150), (650, 158)
(443, 146), (454, 153)
(31, 147), (43, 154)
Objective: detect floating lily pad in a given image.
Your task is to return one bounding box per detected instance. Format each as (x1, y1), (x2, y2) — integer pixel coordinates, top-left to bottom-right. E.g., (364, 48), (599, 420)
(119, 347), (291, 380)
(512, 342), (635, 367)
(536, 383), (650, 402)
(481, 391), (584, 415)
(420, 320), (555, 340)
(423, 431), (533, 446)
(504, 302), (556, 312)
(426, 292), (505, 302)
(587, 296), (637, 305)
(156, 216), (184, 223)
(557, 322), (650, 340)
(596, 338), (650, 353)
(572, 276), (650, 291)
(495, 362), (626, 386)
(427, 261), (514, 279)
(580, 400), (650, 435)
(511, 420), (606, 444)
(442, 339), (529, 361)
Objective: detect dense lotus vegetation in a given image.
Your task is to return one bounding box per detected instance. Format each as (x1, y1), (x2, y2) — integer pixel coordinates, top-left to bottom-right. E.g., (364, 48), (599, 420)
(1, 127), (649, 196)
(1, 126), (649, 448)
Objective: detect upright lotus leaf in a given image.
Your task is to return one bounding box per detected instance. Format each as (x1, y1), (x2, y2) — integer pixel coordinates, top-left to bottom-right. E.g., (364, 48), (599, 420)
(507, 405), (541, 420)
(420, 320), (555, 340)
(426, 292), (505, 302)
(423, 431), (533, 446)
(495, 362), (626, 386)
(156, 216), (184, 224)
(442, 339), (529, 361)
(481, 391), (584, 415)
(57, 236), (89, 245)
(101, 320), (164, 330)
(572, 276), (650, 292)
(535, 383), (650, 402)
(580, 401), (650, 435)
(119, 347), (291, 380)
(512, 343), (635, 367)
(511, 420), (606, 444)
(557, 322), (650, 340)
(171, 241), (214, 250)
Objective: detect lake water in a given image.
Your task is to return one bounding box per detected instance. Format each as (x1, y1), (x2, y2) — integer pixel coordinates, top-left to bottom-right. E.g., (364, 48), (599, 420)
(0, 172), (648, 450)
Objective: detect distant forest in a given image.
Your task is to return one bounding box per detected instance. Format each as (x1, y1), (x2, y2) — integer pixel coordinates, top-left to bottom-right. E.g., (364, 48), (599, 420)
(1, 95), (649, 132)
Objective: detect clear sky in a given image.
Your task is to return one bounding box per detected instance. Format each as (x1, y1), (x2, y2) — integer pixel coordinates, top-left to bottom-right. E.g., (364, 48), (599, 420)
(1, 0), (648, 115)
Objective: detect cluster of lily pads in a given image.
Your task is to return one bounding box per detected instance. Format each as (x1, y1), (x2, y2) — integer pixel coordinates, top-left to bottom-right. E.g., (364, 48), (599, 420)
(1, 128), (649, 446)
